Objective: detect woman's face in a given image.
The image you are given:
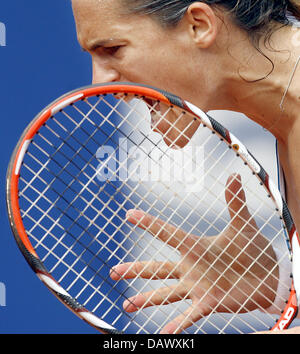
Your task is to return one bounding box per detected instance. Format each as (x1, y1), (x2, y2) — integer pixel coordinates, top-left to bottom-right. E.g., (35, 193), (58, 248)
(72, 0), (209, 146)
(73, 0), (197, 95)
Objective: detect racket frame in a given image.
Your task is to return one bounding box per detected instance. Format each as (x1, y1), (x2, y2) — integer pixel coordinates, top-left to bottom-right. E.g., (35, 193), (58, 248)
(6, 82), (300, 333)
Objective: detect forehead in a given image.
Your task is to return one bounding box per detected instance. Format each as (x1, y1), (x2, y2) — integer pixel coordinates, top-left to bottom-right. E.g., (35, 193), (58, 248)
(72, 0), (125, 44)
(72, 0), (122, 20)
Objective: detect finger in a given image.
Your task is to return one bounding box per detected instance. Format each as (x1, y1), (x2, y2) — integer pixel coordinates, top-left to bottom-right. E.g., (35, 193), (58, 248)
(160, 304), (208, 334)
(225, 173), (257, 232)
(110, 261), (180, 280)
(126, 209), (190, 250)
(123, 284), (187, 313)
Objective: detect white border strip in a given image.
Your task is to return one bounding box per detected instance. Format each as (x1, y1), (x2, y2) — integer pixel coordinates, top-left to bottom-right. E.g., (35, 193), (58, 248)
(15, 140), (31, 175)
(51, 93), (84, 116)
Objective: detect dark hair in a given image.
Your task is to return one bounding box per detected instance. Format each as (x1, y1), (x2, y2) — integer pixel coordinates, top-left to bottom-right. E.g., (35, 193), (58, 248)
(123, 0), (300, 36)
(123, 1), (300, 80)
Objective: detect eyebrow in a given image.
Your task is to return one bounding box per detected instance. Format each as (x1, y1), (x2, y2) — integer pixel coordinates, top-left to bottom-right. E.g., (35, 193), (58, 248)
(81, 38), (116, 52)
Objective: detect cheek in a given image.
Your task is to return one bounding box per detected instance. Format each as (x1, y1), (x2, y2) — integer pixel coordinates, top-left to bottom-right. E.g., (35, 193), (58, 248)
(121, 49), (197, 103)
(121, 49), (175, 85)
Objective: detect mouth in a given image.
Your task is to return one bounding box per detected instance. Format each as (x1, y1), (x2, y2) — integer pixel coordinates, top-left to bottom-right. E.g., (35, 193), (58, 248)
(141, 97), (198, 149)
(119, 94), (162, 130)
(143, 98), (162, 130)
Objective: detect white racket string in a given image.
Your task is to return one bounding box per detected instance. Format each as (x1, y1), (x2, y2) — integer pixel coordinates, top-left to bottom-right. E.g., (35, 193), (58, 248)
(16, 93), (292, 333)
(24, 104), (276, 304)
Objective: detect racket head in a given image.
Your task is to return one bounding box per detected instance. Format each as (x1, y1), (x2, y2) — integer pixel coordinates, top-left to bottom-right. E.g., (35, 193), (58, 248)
(6, 82), (299, 334)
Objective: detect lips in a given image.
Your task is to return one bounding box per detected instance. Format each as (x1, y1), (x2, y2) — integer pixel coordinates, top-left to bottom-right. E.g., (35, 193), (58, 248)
(143, 98), (162, 129)
(143, 98), (160, 112)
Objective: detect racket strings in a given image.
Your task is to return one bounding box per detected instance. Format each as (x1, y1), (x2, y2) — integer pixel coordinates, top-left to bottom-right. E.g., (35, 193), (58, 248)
(129, 210), (281, 329)
(24, 99), (278, 320)
(20, 145), (232, 330)
(21, 169), (278, 334)
(29, 95), (276, 256)
(25, 121), (274, 318)
(18, 93), (291, 333)
(22, 98), (218, 270)
(21, 194), (166, 331)
(19, 146), (204, 326)
(20, 94), (276, 252)
(44, 115), (274, 308)
(84, 97), (199, 186)
(20, 132), (192, 330)
(20, 171), (272, 334)
(116, 138), (284, 318)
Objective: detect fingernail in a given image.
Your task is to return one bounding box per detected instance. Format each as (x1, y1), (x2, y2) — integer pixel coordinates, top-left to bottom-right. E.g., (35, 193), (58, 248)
(123, 299), (138, 312)
(126, 209), (144, 220)
(109, 266), (119, 280)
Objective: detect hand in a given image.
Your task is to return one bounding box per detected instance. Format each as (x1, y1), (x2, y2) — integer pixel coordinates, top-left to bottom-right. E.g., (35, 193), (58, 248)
(110, 174), (279, 334)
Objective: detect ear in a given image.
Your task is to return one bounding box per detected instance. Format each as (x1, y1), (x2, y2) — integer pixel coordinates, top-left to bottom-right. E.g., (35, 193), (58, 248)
(185, 2), (218, 48)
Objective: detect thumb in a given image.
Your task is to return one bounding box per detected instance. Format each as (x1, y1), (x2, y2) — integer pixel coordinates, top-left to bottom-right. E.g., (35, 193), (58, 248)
(225, 173), (256, 232)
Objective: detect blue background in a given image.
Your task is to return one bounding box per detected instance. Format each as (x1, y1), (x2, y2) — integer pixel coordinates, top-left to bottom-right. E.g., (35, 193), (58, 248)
(0, 0), (96, 333)
(1, 0), (298, 335)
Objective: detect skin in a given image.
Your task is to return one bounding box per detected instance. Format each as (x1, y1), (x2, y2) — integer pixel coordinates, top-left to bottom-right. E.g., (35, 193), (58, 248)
(111, 174), (279, 333)
(72, 0), (300, 333)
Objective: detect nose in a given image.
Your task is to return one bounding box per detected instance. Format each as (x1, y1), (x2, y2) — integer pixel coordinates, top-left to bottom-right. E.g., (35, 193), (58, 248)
(92, 57), (121, 84)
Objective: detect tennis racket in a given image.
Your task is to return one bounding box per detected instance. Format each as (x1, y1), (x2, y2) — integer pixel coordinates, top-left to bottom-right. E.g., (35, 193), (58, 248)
(6, 82), (300, 334)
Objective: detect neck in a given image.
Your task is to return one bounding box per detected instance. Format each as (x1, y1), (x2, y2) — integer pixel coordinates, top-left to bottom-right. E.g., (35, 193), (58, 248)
(207, 24), (300, 141)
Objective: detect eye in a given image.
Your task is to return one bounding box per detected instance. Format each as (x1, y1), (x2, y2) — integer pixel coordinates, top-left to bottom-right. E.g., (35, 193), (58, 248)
(102, 46), (122, 56)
